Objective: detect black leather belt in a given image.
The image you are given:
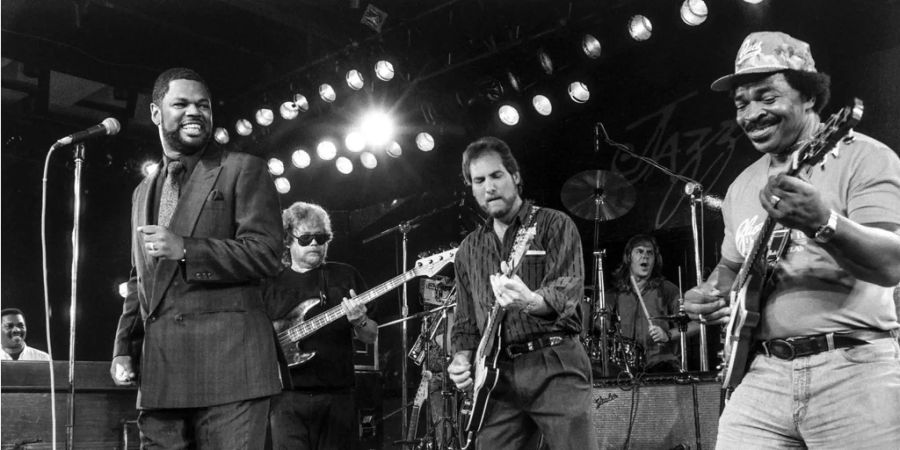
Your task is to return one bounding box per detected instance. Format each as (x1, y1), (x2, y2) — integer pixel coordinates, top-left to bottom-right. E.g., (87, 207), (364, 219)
(756, 329), (892, 360)
(505, 333), (571, 359)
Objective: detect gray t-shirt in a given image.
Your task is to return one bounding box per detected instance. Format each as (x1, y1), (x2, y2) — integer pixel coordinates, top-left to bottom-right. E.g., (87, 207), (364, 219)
(721, 132), (900, 339)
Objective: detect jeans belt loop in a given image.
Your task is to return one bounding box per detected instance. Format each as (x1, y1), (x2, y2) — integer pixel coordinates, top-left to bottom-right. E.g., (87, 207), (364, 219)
(825, 332), (836, 351)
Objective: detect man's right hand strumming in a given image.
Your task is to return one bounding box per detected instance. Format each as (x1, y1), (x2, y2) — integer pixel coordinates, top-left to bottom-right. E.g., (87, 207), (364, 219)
(448, 350), (473, 390)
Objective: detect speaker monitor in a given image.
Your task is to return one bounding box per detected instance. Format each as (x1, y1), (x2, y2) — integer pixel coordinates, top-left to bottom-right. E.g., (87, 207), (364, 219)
(591, 380), (722, 450)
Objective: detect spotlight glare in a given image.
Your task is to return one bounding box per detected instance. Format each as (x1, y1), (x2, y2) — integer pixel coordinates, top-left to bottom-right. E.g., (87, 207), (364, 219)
(267, 157), (285, 176)
(532, 95), (553, 116)
(537, 48), (554, 75)
(255, 107), (274, 126)
(415, 132), (435, 152)
(141, 161), (160, 177)
(582, 34), (603, 59)
(568, 82), (590, 104)
(274, 177), (290, 194)
(498, 104), (520, 126)
(346, 69), (365, 90)
(319, 83), (336, 103)
(681, 0), (708, 26)
(360, 110), (394, 146)
(235, 119), (253, 136)
(375, 60), (395, 81)
(360, 151), (378, 169)
(345, 131), (366, 152)
(628, 15), (653, 41)
(316, 140), (338, 160)
(214, 127), (230, 144)
(743, 0), (764, 3)
(386, 141), (402, 158)
(336, 156), (354, 174)
(118, 282), (128, 299)
(292, 149), (311, 168)
(293, 94), (309, 112)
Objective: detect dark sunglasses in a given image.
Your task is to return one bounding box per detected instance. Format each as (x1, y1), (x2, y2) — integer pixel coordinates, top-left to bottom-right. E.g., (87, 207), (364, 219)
(293, 233), (332, 246)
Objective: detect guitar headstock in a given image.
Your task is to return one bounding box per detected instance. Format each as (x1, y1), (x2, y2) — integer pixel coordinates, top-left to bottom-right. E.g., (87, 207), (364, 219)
(413, 248), (458, 277)
(413, 370), (433, 407)
(794, 98), (863, 172)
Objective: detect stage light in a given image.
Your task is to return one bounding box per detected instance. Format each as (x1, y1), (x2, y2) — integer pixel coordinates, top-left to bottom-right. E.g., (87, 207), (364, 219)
(317, 140), (338, 160)
(506, 71), (522, 93)
(292, 149), (311, 168)
(537, 48), (554, 75)
(274, 177), (290, 194)
(498, 104), (520, 126)
(141, 161), (159, 177)
(235, 119), (253, 136)
(281, 93), (310, 120)
(568, 82), (590, 104)
(345, 131), (366, 152)
(267, 157), (285, 176)
(415, 132), (435, 152)
(360, 151), (378, 169)
(360, 110), (394, 146)
(118, 282), (128, 299)
(743, 0), (764, 3)
(319, 83), (336, 103)
(214, 127), (230, 144)
(336, 156), (354, 174)
(375, 60), (395, 81)
(386, 141), (402, 158)
(532, 95), (552, 116)
(681, 0), (708, 26)
(346, 69), (365, 90)
(628, 15), (653, 41)
(582, 34), (602, 59)
(255, 107), (274, 126)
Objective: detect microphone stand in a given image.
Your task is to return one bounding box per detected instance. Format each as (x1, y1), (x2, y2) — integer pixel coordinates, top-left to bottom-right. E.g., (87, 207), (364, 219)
(67, 142), (87, 450)
(597, 123), (710, 372)
(363, 197), (459, 441)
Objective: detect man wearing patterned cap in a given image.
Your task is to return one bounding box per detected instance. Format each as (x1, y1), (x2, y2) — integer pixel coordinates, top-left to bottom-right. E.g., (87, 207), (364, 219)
(685, 31), (900, 447)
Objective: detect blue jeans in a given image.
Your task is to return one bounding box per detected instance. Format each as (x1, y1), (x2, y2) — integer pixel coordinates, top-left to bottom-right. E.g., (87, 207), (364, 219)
(717, 334), (900, 449)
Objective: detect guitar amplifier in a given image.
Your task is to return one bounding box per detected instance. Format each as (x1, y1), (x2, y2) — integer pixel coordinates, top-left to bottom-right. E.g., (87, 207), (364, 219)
(419, 275), (453, 306)
(591, 376), (723, 449)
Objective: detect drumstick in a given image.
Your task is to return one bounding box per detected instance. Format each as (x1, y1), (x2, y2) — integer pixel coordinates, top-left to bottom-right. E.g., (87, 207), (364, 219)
(630, 275), (654, 327)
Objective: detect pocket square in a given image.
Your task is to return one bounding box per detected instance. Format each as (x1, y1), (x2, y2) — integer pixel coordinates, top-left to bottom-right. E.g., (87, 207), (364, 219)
(207, 190), (225, 201)
(525, 250), (546, 256)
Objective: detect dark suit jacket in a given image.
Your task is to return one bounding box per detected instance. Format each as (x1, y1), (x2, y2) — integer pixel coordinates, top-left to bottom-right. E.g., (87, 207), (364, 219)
(113, 145), (284, 409)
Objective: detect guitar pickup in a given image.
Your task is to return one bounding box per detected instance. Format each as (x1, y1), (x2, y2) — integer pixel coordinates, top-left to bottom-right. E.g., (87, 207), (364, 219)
(525, 250), (546, 256)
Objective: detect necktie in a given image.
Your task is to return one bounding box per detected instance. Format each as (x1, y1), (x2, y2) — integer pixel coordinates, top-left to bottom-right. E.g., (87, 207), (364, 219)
(157, 160), (185, 228)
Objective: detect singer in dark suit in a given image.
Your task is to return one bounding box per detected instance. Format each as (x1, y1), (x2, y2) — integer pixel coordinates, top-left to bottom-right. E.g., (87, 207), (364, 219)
(110, 67), (284, 449)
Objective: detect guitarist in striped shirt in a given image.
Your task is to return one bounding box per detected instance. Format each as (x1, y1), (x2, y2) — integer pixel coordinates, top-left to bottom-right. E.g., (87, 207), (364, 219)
(447, 137), (597, 449)
(684, 32), (900, 448)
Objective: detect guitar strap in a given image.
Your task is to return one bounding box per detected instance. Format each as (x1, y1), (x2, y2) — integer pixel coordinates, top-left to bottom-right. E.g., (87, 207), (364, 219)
(503, 205), (540, 274)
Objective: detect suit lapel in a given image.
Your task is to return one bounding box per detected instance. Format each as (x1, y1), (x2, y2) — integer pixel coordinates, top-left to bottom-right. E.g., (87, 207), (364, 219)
(149, 147), (223, 314)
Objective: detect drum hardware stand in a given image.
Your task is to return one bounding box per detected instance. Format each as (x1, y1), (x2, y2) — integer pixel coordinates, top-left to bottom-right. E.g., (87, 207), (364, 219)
(364, 197), (459, 440)
(597, 122), (711, 372)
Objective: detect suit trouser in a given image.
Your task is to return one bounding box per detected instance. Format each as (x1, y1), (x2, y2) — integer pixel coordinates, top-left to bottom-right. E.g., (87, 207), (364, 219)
(476, 337), (598, 450)
(137, 397), (270, 450)
(268, 389), (357, 450)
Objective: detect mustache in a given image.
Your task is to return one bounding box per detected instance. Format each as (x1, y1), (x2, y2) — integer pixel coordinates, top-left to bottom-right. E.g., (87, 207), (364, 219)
(744, 116), (778, 132)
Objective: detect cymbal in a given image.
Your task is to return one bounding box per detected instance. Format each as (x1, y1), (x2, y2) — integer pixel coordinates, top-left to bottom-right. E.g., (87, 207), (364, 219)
(560, 170), (635, 222)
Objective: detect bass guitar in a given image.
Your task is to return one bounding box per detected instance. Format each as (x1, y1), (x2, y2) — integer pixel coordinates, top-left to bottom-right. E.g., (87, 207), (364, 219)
(720, 99), (864, 393)
(461, 223), (537, 449)
(278, 248), (457, 367)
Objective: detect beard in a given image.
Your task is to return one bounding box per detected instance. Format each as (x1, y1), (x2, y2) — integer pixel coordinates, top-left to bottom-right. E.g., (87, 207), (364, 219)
(162, 124), (210, 156)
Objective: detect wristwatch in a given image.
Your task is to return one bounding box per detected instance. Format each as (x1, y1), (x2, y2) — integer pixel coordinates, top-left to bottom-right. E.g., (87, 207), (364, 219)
(813, 210), (839, 244)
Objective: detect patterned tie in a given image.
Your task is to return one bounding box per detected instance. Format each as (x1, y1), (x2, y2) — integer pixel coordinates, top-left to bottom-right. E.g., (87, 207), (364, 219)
(157, 160), (185, 228)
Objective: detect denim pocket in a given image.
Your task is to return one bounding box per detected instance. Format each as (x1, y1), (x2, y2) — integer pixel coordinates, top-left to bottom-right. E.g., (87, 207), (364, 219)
(839, 340), (898, 364)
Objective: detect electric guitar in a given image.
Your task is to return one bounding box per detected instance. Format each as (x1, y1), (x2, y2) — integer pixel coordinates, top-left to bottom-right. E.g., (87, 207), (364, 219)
(277, 248), (457, 367)
(461, 224), (537, 449)
(405, 369), (433, 450)
(720, 99), (864, 393)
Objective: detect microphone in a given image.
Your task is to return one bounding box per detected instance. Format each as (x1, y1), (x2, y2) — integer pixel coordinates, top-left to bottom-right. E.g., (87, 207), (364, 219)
(52, 118), (121, 149)
(683, 182), (702, 196)
(683, 182), (723, 210)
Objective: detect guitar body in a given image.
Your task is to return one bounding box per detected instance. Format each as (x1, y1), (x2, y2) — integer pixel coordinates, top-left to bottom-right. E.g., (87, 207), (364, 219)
(464, 312), (503, 446)
(280, 298), (321, 367)
(721, 272), (763, 390)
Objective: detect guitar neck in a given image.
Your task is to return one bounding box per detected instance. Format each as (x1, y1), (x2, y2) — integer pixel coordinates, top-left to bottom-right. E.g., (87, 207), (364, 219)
(282, 269), (420, 342)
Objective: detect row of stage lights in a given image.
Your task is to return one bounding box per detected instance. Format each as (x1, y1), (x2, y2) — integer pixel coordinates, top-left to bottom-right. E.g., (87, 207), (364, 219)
(492, 0), (714, 126)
